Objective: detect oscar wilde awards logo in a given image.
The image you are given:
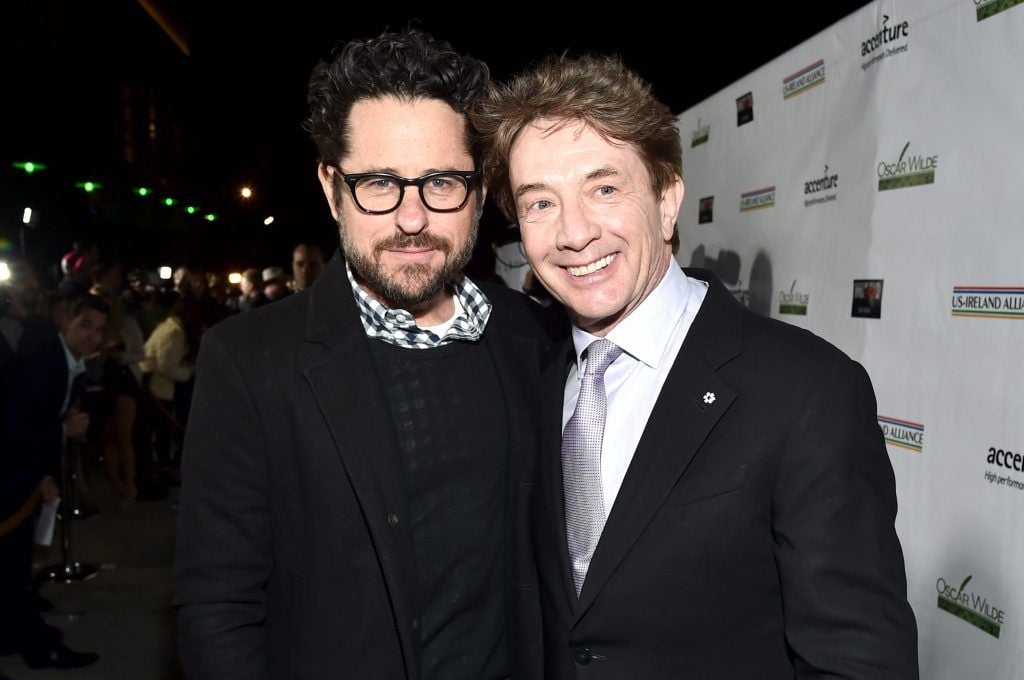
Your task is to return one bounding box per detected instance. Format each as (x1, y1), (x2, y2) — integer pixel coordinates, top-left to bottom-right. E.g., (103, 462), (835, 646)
(951, 286), (1024, 319)
(804, 164), (839, 207)
(877, 142), (938, 191)
(861, 14), (910, 71)
(936, 574), (1005, 638)
(877, 416), (923, 453)
(691, 118), (710, 148)
(975, 0), (1023, 21)
(739, 186), (775, 212)
(783, 59), (826, 99)
(778, 280), (809, 316)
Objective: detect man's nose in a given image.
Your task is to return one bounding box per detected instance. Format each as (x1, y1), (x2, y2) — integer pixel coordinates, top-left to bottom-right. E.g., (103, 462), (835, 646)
(394, 186), (429, 234)
(555, 198), (600, 251)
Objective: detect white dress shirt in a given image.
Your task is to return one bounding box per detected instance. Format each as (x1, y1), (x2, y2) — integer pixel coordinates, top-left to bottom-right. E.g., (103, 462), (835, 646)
(562, 263), (707, 513)
(59, 333), (87, 416)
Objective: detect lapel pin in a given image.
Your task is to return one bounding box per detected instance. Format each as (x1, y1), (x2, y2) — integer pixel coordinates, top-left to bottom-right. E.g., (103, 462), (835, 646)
(703, 392), (716, 404)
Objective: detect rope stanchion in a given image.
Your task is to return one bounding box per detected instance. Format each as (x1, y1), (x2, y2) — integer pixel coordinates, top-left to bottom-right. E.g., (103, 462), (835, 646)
(35, 437), (98, 585)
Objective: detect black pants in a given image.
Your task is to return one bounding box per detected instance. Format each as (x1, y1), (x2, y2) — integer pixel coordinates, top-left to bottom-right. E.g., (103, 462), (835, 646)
(0, 515), (61, 657)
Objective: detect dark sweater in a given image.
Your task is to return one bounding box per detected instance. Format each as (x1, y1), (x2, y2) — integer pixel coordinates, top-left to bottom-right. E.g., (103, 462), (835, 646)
(369, 337), (509, 680)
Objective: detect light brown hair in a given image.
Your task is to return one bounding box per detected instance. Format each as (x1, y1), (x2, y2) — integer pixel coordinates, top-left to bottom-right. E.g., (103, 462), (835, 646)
(473, 54), (682, 222)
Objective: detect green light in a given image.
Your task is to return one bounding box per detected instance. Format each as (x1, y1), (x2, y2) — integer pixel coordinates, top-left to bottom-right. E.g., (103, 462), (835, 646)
(163, 197), (177, 207)
(185, 205), (197, 215)
(12, 161), (47, 174)
(74, 181), (102, 192)
(204, 213), (218, 222)
(134, 187), (151, 197)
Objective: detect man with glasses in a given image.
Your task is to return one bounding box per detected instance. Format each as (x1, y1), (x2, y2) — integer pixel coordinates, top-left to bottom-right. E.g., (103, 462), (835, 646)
(175, 28), (546, 680)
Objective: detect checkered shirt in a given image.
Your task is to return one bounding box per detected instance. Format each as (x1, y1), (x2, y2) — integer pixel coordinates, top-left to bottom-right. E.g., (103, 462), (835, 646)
(346, 261), (492, 348)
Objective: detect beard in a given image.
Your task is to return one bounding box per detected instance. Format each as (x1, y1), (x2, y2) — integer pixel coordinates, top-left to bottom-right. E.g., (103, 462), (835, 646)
(339, 217), (478, 312)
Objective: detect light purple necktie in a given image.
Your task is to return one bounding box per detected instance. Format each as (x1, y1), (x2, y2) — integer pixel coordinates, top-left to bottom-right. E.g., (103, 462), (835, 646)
(562, 338), (623, 596)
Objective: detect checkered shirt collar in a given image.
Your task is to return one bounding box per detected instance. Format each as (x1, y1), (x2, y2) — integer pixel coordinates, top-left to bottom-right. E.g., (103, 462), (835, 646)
(346, 261), (492, 348)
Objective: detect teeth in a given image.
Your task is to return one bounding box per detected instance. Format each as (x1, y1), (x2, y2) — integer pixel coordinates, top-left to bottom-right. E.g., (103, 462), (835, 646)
(568, 254), (614, 277)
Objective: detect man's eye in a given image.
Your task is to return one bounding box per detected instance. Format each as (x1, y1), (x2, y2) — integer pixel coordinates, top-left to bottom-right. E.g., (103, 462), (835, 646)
(370, 178), (395, 190)
(530, 199), (553, 211)
(596, 185), (616, 197)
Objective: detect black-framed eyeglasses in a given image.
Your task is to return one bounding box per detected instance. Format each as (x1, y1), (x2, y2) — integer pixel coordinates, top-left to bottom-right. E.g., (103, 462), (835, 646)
(337, 170), (480, 214)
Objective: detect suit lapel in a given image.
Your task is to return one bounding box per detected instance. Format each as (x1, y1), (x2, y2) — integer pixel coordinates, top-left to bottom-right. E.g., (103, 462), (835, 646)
(574, 341), (736, 617)
(538, 336), (580, 613)
(570, 269), (745, 619)
(300, 254), (421, 679)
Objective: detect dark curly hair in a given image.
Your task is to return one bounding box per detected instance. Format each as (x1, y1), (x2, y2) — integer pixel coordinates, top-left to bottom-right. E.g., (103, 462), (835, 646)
(305, 27), (491, 169)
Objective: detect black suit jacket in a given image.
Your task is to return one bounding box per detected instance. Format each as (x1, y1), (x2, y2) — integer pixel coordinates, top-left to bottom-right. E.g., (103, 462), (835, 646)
(175, 253), (546, 680)
(0, 325), (69, 517)
(536, 268), (918, 679)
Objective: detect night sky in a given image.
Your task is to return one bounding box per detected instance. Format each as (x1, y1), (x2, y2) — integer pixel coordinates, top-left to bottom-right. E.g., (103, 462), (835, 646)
(1, 1), (869, 275)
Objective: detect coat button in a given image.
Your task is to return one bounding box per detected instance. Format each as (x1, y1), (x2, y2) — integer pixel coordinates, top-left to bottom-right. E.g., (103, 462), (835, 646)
(573, 648), (592, 665)
(412, 618), (419, 631)
(387, 513), (399, 527)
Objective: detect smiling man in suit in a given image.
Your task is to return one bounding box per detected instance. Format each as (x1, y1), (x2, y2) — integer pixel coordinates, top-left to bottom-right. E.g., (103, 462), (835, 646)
(474, 55), (919, 679)
(175, 28), (546, 680)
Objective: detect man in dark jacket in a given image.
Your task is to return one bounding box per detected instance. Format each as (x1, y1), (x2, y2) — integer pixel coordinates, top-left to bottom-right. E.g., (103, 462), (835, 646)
(175, 28), (547, 680)
(0, 294), (107, 669)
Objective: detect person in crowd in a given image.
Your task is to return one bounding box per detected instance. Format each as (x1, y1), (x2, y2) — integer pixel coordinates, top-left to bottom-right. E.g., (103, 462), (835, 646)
(235, 268), (267, 311)
(291, 242), (325, 292)
(90, 261), (146, 505)
(0, 294), (107, 670)
(57, 241), (98, 298)
(137, 294), (200, 491)
(175, 27), (547, 680)
(473, 54), (919, 678)
(260, 266), (291, 302)
(0, 258), (47, 367)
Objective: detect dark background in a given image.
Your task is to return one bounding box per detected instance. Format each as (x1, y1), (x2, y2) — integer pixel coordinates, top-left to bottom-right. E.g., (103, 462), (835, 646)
(0, 1), (869, 277)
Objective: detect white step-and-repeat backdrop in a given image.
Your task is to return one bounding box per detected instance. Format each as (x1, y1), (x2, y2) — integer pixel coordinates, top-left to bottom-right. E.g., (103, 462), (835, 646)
(675, 0), (1023, 676)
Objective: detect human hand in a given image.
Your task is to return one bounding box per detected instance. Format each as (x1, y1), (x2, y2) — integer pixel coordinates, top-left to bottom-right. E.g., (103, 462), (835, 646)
(39, 476), (61, 503)
(64, 407), (90, 439)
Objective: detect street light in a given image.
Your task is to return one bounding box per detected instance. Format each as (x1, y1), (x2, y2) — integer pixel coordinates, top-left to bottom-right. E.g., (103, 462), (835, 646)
(228, 272), (242, 285)
(159, 266), (173, 280)
(0, 262), (10, 282)
(22, 208), (32, 224)
(241, 186), (253, 199)
(263, 216), (275, 226)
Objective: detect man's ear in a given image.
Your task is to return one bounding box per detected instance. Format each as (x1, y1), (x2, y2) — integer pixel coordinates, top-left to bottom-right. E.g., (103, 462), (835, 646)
(317, 164), (340, 222)
(659, 175), (685, 242)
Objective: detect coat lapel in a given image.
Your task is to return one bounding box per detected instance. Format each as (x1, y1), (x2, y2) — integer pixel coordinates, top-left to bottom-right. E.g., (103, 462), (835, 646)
(300, 254), (421, 679)
(571, 269), (745, 618)
(538, 335), (580, 614)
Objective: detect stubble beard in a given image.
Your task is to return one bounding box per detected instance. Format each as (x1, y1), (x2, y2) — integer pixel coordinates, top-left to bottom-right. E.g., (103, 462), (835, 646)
(338, 216), (478, 312)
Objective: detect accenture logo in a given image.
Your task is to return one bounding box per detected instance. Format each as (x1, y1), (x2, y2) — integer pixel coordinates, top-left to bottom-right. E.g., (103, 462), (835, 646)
(861, 15), (910, 71)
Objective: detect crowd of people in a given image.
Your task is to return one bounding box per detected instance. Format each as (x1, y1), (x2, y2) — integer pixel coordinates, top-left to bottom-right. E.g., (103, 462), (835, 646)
(0, 240), (325, 670)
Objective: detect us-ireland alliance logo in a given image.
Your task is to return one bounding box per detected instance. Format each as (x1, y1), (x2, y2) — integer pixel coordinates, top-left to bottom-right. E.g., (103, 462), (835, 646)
(951, 286), (1024, 319)
(877, 416), (923, 453)
(783, 59), (826, 99)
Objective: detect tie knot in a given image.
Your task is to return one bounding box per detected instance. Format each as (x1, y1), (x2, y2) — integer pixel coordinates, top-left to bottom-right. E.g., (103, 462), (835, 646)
(584, 339), (622, 377)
